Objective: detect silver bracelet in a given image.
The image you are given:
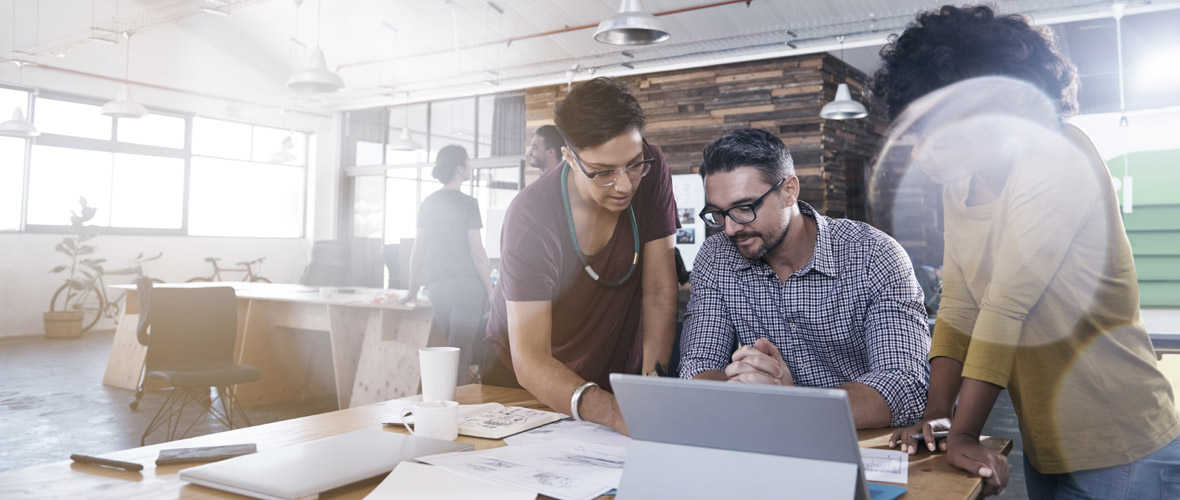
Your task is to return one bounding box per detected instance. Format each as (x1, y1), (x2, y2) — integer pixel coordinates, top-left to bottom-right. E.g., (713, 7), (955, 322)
(570, 382), (598, 421)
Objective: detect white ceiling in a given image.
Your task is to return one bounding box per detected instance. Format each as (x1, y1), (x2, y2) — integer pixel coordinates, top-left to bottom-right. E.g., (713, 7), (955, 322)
(2, 0), (1179, 116)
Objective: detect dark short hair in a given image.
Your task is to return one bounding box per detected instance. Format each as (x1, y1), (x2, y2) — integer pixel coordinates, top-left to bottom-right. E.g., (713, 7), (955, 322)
(699, 128), (794, 186)
(432, 144), (467, 183)
(534, 125), (565, 151)
(554, 77), (645, 150)
(870, 5), (1079, 121)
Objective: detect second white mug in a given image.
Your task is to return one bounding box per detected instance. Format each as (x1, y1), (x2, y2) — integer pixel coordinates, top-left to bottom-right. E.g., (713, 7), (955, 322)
(399, 400), (459, 441)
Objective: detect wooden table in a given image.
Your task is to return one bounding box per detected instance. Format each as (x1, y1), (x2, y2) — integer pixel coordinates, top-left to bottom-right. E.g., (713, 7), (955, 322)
(102, 282), (433, 409)
(0, 384), (1011, 499)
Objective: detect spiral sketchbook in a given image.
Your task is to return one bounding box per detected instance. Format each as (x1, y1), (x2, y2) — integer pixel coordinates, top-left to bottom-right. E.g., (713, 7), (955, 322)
(386, 403), (564, 440)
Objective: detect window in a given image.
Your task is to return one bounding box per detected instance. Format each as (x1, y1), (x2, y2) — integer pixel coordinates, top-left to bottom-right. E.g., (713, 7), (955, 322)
(193, 117), (252, 160)
(429, 98), (476, 162)
(477, 96), (494, 159)
(0, 87), (29, 120)
(189, 157), (305, 237)
(253, 126), (306, 165)
(109, 154), (185, 229)
(26, 146), (114, 226)
(33, 98), (111, 139)
(387, 104), (428, 165)
(384, 167), (420, 244)
(117, 114), (186, 149)
(188, 117), (310, 238)
(351, 175), (385, 239)
(0, 136), (25, 231)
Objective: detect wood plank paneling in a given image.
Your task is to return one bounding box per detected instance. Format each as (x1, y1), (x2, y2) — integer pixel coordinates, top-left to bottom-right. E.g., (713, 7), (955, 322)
(524, 53), (909, 251)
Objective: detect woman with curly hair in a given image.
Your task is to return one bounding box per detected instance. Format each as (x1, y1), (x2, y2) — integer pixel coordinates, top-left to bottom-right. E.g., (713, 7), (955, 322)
(872, 5), (1180, 498)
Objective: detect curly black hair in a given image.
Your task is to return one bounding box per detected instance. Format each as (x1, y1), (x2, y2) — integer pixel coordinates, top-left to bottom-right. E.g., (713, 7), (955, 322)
(870, 5), (1079, 121)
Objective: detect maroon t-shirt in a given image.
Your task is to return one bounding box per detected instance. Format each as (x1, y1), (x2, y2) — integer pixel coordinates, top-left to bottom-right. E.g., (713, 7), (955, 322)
(486, 144), (679, 390)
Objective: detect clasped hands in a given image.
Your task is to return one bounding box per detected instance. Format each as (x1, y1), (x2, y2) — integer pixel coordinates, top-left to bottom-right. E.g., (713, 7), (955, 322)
(724, 337), (793, 386)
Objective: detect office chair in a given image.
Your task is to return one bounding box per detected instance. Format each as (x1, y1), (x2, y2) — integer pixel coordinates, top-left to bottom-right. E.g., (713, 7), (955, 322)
(130, 278), (261, 445)
(300, 240), (351, 286)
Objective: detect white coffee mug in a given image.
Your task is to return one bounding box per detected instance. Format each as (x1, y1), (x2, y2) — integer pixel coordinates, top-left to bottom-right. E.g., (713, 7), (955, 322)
(419, 347), (460, 402)
(399, 400), (459, 441)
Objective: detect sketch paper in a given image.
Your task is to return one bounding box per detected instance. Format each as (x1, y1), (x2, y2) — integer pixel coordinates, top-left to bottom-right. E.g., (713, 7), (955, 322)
(503, 419), (630, 450)
(860, 448), (908, 484)
(365, 461), (535, 500)
(457, 406), (564, 439)
(419, 438), (627, 500)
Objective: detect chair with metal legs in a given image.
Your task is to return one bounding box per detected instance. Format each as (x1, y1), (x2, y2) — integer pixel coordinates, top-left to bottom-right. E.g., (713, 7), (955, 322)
(131, 278), (261, 445)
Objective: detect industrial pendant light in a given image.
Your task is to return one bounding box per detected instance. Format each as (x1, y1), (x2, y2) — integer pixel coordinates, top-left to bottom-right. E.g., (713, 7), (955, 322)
(594, 0), (670, 46)
(390, 97), (421, 151)
(269, 135), (298, 163)
(286, 0), (344, 93)
(101, 32), (148, 118)
(0, 107), (39, 137)
(820, 36), (868, 120)
(1, 1), (40, 137)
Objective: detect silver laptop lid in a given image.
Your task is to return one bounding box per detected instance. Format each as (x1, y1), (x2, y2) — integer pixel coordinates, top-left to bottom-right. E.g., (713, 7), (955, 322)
(612, 374), (862, 463)
(611, 374), (870, 500)
(179, 429), (473, 500)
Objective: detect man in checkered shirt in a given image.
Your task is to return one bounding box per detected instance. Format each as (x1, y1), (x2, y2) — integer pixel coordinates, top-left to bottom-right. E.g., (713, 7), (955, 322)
(679, 128), (929, 428)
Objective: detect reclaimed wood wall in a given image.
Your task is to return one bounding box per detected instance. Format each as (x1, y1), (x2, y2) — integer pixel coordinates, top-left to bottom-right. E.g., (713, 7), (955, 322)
(524, 53), (943, 266)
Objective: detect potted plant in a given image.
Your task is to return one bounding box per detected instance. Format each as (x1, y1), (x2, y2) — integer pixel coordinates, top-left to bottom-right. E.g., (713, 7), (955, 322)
(44, 197), (101, 339)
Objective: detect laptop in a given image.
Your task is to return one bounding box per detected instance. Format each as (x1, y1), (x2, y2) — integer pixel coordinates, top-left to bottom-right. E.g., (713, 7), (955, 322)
(611, 374), (873, 500)
(179, 429), (473, 500)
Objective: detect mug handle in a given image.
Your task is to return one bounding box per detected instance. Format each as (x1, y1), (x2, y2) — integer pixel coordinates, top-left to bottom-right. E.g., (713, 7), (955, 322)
(400, 407), (416, 436)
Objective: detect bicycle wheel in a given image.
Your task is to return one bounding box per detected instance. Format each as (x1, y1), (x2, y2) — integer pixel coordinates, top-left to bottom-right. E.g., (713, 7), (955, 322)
(252, 277), (271, 283)
(187, 277), (212, 283)
(50, 283), (105, 333)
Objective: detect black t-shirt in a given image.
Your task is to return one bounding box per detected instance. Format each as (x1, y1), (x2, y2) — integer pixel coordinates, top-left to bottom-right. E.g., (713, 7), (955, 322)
(416, 189), (483, 282)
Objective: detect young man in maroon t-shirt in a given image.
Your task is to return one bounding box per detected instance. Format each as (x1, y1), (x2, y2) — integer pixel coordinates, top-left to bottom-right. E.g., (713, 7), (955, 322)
(483, 77), (679, 435)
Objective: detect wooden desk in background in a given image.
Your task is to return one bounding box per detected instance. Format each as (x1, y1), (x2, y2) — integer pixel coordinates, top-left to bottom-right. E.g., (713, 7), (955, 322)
(0, 385), (1012, 499)
(102, 282), (433, 409)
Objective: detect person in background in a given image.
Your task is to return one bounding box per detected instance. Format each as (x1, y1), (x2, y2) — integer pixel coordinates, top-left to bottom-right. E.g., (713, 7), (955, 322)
(483, 77), (679, 435)
(526, 124), (564, 174)
(678, 128), (930, 430)
(402, 144), (495, 383)
(872, 5), (1180, 498)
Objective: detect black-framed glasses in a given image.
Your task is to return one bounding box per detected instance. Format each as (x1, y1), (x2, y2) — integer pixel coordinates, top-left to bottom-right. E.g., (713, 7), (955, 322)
(568, 139), (654, 188)
(699, 178), (786, 229)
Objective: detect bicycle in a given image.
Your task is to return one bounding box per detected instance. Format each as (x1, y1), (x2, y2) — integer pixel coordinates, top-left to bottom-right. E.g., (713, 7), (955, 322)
(187, 257), (271, 283)
(50, 252), (164, 333)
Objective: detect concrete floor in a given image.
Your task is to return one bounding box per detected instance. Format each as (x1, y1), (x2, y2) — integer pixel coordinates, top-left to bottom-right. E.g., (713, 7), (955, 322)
(0, 328), (1031, 498)
(0, 329), (336, 473)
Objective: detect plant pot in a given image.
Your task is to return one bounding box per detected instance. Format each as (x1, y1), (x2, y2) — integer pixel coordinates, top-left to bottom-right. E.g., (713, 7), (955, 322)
(43, 311), (84, 339)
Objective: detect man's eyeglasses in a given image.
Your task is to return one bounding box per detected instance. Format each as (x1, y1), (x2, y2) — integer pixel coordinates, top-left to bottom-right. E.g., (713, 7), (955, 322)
(699, 178), (786, 229)
(568, 139), (654, 188)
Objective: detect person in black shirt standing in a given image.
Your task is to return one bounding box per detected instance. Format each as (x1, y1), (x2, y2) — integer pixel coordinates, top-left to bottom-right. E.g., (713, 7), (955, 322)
(402, 144), (494, 383)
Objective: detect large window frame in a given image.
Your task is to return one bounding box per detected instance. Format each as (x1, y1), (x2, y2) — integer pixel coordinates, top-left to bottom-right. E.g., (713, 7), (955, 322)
(2, 85), (312, 239)
(342, 91), (526, 245)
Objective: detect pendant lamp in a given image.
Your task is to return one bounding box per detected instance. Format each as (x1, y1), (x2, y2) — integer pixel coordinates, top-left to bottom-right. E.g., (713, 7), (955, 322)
(101, 32), (148, 118)
(286, 0), (344, 93)
(594, 0), (670, 46)
(819, 36), (868, 120)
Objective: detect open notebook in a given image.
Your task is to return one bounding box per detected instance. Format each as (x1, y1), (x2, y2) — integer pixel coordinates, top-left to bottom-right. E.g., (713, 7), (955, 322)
(386, 403), (563, 440)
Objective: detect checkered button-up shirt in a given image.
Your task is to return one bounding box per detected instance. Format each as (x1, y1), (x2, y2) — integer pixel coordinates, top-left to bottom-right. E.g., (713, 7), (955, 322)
(679, 202), (930, 427)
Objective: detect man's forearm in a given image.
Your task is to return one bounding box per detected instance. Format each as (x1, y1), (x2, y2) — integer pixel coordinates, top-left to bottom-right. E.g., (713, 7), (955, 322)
(692, 369), (728, 381)
(641, 285), (677, 373)
(841, 381), (893, 429)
